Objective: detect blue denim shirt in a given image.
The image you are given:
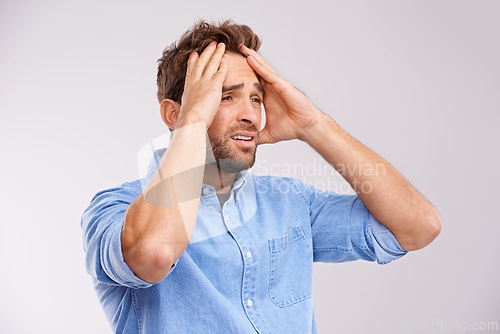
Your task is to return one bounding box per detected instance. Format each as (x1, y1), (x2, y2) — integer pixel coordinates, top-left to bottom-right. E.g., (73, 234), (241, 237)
(81, 148), (407, 333)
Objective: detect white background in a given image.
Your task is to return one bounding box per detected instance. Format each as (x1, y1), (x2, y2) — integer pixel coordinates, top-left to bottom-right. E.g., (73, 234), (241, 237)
(1, 0), (499, 333)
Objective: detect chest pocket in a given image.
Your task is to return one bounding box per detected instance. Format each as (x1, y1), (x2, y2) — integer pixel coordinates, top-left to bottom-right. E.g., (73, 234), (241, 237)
(268, 224), (313, 307)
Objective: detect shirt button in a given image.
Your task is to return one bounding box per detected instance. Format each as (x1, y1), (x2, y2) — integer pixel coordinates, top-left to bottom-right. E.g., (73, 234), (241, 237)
(247, 299), (253, 307)
(202, 188), (210, 195)
(246, 251), (252, 259)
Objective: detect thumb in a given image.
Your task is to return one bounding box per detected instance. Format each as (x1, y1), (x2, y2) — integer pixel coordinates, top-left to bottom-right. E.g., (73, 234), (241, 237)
(258, 127), (275, 145)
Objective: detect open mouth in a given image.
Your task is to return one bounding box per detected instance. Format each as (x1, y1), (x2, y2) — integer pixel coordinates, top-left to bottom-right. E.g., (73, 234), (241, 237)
(231, 135), (252, 141)
(230, 132), (256, 147)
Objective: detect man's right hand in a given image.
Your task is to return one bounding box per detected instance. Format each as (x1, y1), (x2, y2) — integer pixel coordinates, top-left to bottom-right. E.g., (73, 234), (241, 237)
(122, 42), (228, 284)
(177, 41), (227, 129)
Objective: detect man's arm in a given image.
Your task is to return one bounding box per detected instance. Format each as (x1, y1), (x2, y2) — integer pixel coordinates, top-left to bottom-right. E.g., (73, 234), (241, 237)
(239, 45), (441, 251)
(122, 42), (227, 283)
(303, 114), (441, 251)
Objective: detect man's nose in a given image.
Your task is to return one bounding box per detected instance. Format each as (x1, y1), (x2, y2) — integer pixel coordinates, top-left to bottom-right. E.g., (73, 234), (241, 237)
(236, 100), (260, 125)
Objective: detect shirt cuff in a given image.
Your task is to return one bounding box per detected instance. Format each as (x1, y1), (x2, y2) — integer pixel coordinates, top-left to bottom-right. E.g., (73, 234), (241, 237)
(367, 213), (407, 265)
(104, 220), (179, 288)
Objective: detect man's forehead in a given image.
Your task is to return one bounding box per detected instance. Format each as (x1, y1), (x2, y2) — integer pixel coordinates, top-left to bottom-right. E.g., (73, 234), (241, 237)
(222, 82), (264, 94)
(223, 52), (264, 92)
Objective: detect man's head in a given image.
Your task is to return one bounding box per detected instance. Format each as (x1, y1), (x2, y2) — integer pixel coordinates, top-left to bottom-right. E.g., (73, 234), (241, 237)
(157, 19), (261, 105)
(206, 51), (264, 172)
(157, 20), (264, 172)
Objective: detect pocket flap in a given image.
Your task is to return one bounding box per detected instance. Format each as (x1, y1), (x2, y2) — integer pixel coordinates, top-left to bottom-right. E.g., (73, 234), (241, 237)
(268, 225), (306, 253)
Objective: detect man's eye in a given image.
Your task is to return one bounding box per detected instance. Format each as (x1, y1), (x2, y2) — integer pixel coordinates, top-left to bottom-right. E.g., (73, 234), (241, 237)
(251, 98), (262, 104)
(221, 96), (232, 101)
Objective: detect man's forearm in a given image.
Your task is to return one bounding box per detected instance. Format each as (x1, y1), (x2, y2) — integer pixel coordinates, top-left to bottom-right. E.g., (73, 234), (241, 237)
(121, 41), (228, 283)
(122, 118), (207, 283)
(303, 111), (441, 251)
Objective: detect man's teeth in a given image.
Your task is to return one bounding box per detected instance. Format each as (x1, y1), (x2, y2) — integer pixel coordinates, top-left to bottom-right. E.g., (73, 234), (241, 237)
(232, 135), (252, 141)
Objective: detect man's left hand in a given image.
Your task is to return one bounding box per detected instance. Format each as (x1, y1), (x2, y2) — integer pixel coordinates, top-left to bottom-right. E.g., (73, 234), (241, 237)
(239, 44), (324, 144)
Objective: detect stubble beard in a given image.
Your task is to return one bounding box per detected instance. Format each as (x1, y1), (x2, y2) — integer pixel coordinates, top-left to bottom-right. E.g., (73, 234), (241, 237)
(207, 126), (259, 173)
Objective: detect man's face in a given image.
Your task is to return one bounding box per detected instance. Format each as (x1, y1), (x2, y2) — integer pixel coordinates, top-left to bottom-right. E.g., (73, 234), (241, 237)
(207, 51), (264, 173)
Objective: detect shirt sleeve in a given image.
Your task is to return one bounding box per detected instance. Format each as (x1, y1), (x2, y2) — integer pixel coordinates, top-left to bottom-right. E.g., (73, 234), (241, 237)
(81, 182), (176, 288)
(306, 185), (407, 265)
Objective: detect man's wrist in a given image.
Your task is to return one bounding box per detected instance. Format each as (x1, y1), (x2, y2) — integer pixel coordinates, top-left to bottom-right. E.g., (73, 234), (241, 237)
(176, 109), (210, 130)
(298, 108), (332, 144)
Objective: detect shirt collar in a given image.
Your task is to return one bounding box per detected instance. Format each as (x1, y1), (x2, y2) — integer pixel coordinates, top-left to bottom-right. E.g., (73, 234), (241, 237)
(146, 148), (248, 195)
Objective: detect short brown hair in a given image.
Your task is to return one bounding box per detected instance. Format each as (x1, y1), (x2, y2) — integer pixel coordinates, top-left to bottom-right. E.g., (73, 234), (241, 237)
(156, 19), (262, 104)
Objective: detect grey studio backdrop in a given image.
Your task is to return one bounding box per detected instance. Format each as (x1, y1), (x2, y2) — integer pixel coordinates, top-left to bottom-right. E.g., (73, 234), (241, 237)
(1, 0), (498, 333)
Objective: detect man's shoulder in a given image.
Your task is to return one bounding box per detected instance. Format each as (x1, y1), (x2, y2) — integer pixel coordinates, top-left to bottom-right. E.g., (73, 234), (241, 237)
(249, 173), (306, 186)
(88, 179), (143, 204)
(81, 179), (143, 231)
(246, 173), (313, 203)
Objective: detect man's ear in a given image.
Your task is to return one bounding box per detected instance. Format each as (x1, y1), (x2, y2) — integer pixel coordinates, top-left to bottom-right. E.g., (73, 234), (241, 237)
(160, 99), (181, 130)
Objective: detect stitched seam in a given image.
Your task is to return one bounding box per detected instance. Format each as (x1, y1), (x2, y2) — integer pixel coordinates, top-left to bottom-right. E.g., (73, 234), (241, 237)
(268, 226), (312, 308)
(268, 248), (313, 308)
(286, 179), (309, 205)
(366, 213), (375, 249)
(122, 183), (141, 197)
(289, 225), (307, 244)
(313, 244), (369, 252)
(373, 230), (393, 235)
(269, 225), (305, 253)
(131, 289), (143, 334)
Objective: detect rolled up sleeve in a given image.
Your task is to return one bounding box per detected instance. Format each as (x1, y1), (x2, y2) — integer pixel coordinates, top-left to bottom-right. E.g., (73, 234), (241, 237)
(81, 183), (154, 288)
(367, 212), (407, 264)
(308, 186), (407, 265)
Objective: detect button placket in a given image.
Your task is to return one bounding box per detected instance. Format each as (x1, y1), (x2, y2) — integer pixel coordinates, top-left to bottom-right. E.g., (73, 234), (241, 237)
(227, 185), (272, 333)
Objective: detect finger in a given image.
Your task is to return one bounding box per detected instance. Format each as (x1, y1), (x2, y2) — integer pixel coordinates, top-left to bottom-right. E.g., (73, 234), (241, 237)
(238, 44), (277, 75)
(192, 41), (217, 80)
(201, 42), (226, 80)
(184, 51), (199, 87)
(212, 57), (228, 84)
(247, 55), (280, 85)
(257, 127), (274, 144)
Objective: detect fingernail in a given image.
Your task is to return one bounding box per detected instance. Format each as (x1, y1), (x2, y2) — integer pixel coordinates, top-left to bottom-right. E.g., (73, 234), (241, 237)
(217, 42), (224, 48)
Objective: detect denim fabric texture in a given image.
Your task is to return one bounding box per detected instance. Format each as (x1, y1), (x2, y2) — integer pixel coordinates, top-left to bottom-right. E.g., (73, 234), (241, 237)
(81, 148), (407, 333)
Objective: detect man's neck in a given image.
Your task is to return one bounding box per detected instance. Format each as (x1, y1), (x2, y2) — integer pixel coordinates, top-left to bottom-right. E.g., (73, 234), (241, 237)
(203, 162), (237, 194)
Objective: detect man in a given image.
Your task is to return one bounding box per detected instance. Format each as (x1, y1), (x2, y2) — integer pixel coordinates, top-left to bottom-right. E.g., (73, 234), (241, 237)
(82, 20), (441, 333)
